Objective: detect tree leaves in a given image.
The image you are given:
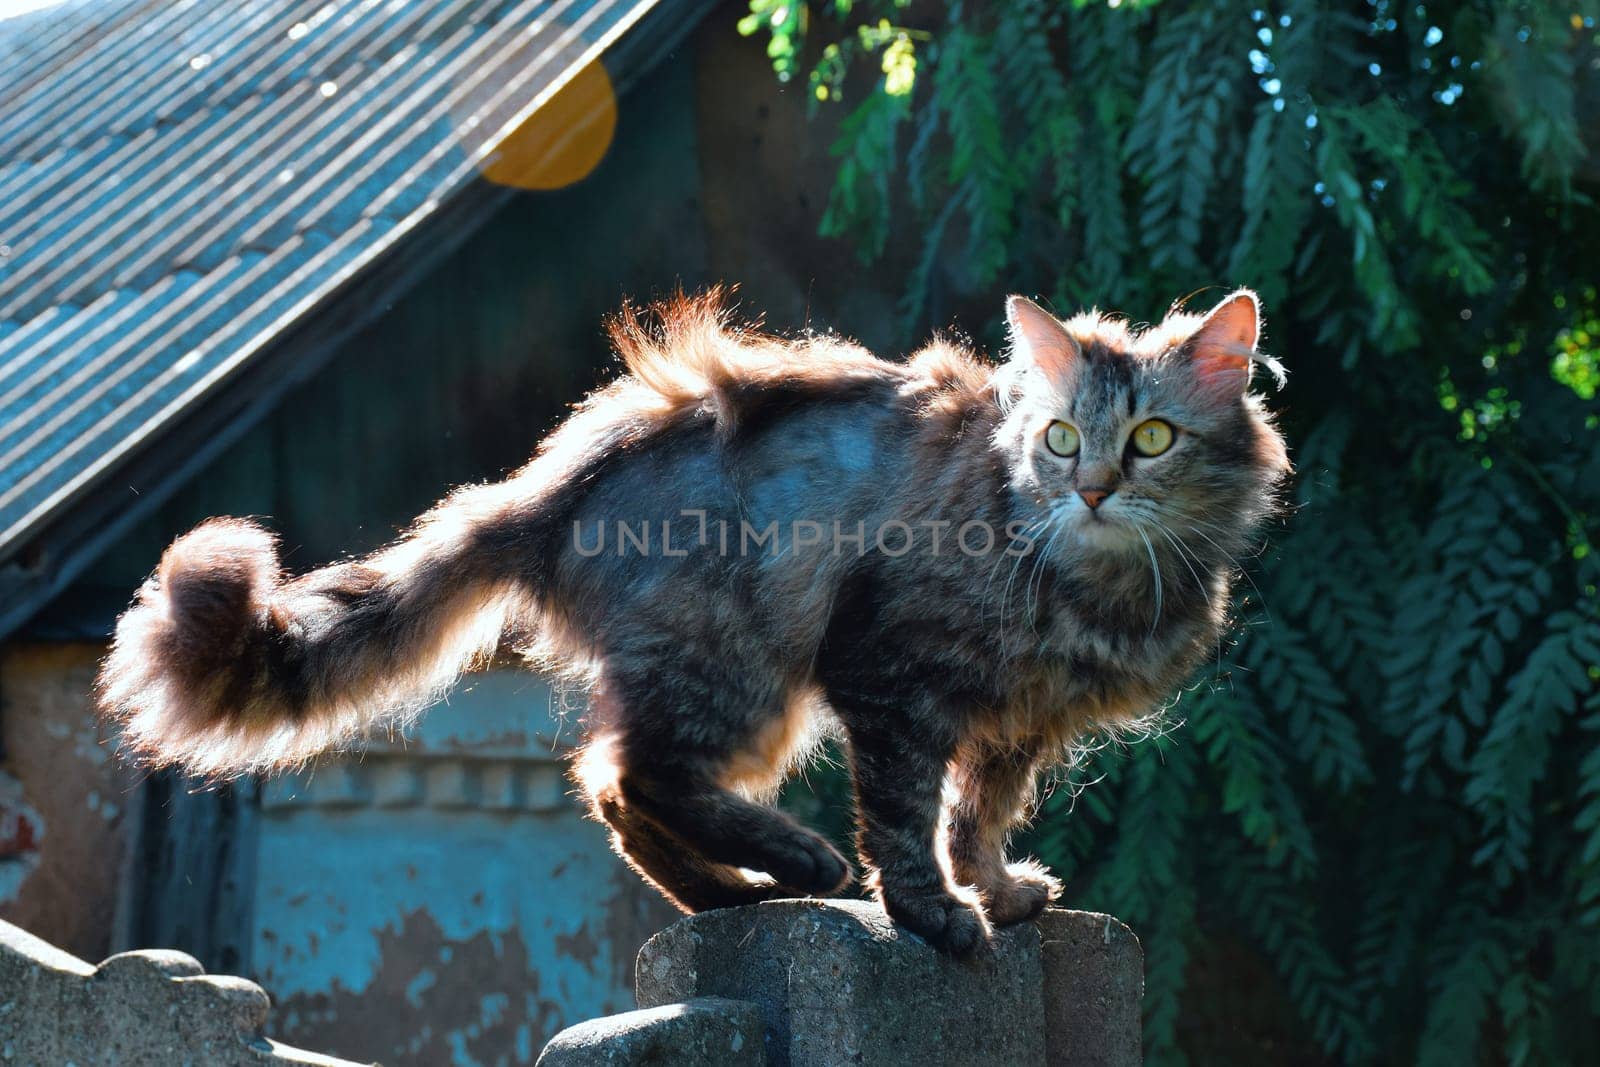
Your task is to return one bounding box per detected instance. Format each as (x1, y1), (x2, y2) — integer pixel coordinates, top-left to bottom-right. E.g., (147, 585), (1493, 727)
(760, 0), (1600, 1062)
(1466, 609), (1600, 885)
(1124, 8), (1238, 279)
(1076, 736), (1197, 1060)
(1228, 99), (1313, 312)
(1215, 840), (1369, 1059)
(1477, 7), (1589, 193)
(1416, 904), (1510, 1067)
(821, 88), (909, 261)
(933, 27), (1016, 289)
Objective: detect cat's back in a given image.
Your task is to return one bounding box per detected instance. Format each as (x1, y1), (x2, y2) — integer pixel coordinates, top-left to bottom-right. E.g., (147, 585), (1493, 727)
(569, 371), (916, 540)
(569, 295), (993, 527)
(535, 304), (1005, 673)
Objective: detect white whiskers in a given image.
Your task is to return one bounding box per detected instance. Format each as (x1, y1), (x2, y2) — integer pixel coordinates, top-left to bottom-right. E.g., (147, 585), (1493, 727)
(1135, 525), (1162, 636)
(1185, 519), (1272, 622)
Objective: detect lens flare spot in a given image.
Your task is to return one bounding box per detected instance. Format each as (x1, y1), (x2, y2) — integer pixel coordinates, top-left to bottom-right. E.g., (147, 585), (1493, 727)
(479, 59), (617, 191)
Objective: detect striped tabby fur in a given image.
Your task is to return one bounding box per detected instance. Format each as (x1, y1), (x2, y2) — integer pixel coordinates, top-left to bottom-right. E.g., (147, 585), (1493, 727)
(99, 288), (1289, 953)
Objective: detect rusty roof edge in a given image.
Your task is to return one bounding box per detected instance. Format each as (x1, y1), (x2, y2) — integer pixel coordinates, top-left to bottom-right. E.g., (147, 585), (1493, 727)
(0, 0), (718, 643)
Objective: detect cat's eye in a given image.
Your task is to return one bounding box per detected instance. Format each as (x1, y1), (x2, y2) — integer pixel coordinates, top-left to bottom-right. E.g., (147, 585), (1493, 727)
(1130, 419), (1175, 457)
(1044, 420), (1080, 458)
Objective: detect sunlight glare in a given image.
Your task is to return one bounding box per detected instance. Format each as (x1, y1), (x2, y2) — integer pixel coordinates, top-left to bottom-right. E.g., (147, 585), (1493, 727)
(0, 0), (67, 21)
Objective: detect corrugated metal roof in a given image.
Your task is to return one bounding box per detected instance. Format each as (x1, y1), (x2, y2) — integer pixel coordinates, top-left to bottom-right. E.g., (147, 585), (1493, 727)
(0, 0), (657, 563)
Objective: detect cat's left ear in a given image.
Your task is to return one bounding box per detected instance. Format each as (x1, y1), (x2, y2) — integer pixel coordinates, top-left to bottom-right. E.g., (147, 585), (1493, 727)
(1184, 289), (1262, 401)
(1006, 296), (1081, 385)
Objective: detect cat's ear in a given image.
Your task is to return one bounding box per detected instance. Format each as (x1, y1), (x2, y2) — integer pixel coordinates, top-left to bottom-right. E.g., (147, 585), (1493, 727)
(1184, 289), (1261, 400)
(1005, 296), (1080, 383)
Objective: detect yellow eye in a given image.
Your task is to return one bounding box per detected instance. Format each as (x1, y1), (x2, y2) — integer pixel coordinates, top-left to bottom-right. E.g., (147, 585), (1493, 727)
(1131, 419), (1175, 457)
(1044, 420), (1080, 457)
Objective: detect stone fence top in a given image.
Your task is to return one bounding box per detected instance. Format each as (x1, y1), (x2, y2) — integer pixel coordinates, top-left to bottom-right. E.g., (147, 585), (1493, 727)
(2, 899), (1143, 1066)
(0, 918), (369, 1067)
(541, 900), (1144, 1067)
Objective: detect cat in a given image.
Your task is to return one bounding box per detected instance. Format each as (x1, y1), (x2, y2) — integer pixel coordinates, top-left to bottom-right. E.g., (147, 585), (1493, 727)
(98, 287), (1289, 954)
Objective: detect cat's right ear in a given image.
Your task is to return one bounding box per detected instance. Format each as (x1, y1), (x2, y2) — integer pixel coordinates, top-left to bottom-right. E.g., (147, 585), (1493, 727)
(1005, 296), (1080, 385)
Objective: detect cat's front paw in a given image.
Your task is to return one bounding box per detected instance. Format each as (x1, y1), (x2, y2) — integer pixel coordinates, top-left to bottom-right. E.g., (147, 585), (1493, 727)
(883, 888), (992, 956)
(983, 860), (1063, 926)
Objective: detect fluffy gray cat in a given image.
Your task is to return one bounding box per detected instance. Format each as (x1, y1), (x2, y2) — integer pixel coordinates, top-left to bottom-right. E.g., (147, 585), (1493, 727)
(99, 288), (1289, 953)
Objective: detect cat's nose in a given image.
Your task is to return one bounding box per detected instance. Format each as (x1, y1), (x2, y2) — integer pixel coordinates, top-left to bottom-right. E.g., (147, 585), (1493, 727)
(1078, 487), (1112, 510)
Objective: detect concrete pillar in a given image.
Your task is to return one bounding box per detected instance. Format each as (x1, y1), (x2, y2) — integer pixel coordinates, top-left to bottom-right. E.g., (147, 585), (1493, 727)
(539, 900), (1144, 1066)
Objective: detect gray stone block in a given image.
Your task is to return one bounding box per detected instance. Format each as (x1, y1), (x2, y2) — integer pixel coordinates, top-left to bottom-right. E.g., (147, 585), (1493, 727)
(635, 899), (1051, 1067)
(1036, 910), (1144, 1067)
(537, 997), (765, 1066)
(0, 918), (369, 1067)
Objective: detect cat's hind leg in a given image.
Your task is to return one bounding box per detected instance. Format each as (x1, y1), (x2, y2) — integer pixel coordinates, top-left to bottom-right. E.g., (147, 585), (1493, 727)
(586, 771), (792, 912)
(577, 665), (850, 907)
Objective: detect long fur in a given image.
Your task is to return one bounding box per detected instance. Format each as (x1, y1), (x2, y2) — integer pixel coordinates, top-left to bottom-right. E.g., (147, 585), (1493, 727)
(100, 287), (1290, 951)
(97, 290), (895, 776)
(100, 488), (532, 775)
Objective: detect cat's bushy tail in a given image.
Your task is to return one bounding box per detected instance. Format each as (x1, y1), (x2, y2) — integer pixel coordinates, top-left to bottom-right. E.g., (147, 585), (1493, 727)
(97, 479), (545, 778)
(98, 290), (870, 777)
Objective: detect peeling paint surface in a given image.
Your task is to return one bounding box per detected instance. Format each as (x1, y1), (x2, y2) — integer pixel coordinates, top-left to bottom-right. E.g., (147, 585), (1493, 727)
(0, 770), (44, 904)
(0, 643), (138, 961)
(253, 671), (676, 1066)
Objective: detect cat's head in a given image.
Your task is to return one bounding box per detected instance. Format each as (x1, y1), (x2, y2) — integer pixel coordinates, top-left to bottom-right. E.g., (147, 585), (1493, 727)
(992, 290), (1291, 556)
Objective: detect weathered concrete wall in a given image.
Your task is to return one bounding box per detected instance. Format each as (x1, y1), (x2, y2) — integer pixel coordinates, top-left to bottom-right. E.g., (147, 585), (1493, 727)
(0, 642), (136, 962)
(538, 901), (1145, 1067)
(0, 917), (369, 1066)
(0, 654), (675, 1066)
(252, 671), (677, 1066)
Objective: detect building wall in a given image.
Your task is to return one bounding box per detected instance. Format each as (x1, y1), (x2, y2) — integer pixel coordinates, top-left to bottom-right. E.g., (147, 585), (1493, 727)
(0, 642), (138, 963)
(1, 6), (933, 1065)
(253, 672), (675, 1065)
